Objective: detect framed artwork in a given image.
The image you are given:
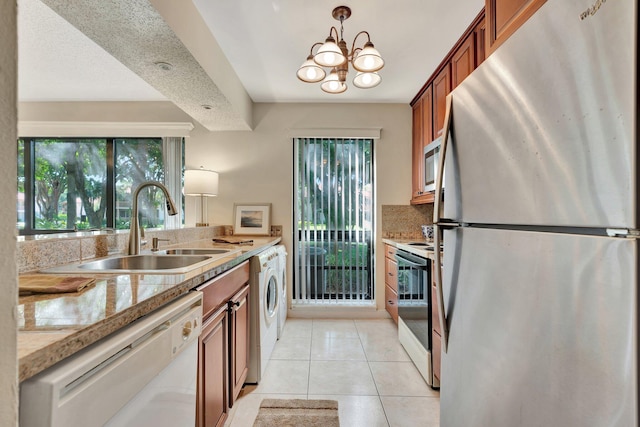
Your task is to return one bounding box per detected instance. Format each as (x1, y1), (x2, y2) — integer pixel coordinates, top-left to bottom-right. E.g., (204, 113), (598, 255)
(233, 203), (271, 235)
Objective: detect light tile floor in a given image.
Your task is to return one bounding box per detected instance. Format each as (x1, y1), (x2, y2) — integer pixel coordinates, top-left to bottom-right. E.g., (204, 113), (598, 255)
(224, 318), (440, 427)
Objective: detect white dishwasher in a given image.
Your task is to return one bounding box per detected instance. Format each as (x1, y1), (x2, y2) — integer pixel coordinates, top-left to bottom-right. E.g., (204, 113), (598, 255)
(20, 291), (203, 427)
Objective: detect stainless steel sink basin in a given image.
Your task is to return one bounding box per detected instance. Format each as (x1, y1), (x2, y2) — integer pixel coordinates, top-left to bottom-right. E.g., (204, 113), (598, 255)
(77, 255), (213, 271)
(42, 254), (217, 274)
(162, 248), (231, 255)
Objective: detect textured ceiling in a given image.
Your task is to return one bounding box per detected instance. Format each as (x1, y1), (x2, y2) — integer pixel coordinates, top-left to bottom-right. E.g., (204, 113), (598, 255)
(18, 0), (485, 128)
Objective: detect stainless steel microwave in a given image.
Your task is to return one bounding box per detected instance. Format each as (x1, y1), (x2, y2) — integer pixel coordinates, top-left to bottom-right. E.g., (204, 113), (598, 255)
(423, 137), (442, 192)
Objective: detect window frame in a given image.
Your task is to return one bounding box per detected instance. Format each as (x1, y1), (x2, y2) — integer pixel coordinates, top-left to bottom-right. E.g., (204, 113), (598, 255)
(18, 136), (180, 236)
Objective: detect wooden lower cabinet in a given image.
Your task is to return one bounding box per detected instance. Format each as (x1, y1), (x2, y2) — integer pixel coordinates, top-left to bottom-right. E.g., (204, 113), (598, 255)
(229, 285), (250, 406)
(432, 329), (442, 383)
(384, 245), (398, 323)
(197, 261), (250, 427)
(198, 305), (228, 427)
(385, 284), (398, 324)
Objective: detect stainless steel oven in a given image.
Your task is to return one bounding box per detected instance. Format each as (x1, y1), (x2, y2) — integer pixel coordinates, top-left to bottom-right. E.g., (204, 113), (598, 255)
(395, 248), (436, 387)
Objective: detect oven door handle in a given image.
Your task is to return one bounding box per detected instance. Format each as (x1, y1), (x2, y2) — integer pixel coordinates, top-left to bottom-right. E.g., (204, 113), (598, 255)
(394, 252), (428, 268)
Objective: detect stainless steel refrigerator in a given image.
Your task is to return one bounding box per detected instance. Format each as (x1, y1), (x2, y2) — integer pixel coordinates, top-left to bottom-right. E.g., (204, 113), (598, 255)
(432, 0), (638, 425)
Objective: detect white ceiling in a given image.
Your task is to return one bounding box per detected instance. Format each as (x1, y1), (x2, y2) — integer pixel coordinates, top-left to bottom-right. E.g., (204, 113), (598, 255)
(18, 0), (484, 106)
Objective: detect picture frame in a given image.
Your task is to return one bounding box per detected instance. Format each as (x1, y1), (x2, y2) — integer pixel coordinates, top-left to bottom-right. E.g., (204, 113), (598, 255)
(233, 203), (271, 235)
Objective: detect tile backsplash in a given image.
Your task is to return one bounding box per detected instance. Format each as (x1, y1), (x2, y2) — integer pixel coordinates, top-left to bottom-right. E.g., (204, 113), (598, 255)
(381, 204), (433, 240)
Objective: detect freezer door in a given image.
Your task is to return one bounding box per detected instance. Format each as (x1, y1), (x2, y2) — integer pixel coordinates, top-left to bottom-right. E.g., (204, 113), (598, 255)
(440, 227), (638, 427)
(443, 0), (636, 228)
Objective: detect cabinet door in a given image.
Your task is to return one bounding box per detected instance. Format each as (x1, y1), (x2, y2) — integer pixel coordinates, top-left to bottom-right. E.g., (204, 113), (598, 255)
(432, 65), (451, 139)
(229, 284), (250, 407)
(451, 33), (476, 89)
(412, 98), (424, 199)
(385, 284), (398, 324)
(385, 256), (398, 293)
(421, 85), (433, 147)
(432, 330), (442, 382)
(198, 305), (228, 427)
(474, 16), (487, 66)
(486, 0), (547, 53)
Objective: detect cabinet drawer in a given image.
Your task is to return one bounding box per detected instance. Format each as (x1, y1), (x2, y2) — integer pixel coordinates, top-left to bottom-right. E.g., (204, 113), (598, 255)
(431, 285), (441, 336)
(198, 261), (250, 319)
(432, 330), (441, 382)
(385, 257), (398, 292)
(385, 245), (397, 259)
(385, 284), (398, 324)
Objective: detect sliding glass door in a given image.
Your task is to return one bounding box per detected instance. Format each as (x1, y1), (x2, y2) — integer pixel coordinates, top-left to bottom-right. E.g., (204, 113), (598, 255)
(293, 137), (374, 304)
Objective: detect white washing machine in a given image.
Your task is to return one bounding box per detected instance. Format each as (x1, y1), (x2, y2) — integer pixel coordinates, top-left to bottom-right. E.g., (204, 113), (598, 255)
(246, 247), (280, 384)
(275, 245), (287, 339)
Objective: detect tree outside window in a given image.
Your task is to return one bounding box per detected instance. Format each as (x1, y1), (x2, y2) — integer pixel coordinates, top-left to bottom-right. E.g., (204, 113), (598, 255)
(17, 137), (173, 234)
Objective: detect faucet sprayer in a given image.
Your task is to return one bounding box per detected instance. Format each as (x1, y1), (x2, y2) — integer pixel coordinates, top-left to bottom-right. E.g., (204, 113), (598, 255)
(128, 181), (178, 255)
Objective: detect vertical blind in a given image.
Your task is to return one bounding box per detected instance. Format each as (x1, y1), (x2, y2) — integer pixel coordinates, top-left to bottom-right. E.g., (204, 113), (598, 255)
(293, 137), (374, 303)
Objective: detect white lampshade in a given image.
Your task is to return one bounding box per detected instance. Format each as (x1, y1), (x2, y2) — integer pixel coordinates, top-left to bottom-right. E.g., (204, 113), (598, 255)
(184, 169), (218, 196)
(321, 69), (347, 94)
(352, 42), (384, 72)
(353, 71), (381, 88)
(297, 55), (326, 83)
(314, 37), (346, 67)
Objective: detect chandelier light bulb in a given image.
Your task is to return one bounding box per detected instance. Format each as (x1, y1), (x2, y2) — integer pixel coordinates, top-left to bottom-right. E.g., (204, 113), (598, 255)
(321, 69), (347, 94)
(353, 71), (381, 89)
(314, 37), (346, 67)
(297, 55), (326, 83)
(352, 42), (384, 72)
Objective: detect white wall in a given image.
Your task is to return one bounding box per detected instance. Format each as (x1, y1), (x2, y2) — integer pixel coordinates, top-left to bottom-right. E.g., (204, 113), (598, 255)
(1, 0), (18, 424)
(186, 102), (412, 312)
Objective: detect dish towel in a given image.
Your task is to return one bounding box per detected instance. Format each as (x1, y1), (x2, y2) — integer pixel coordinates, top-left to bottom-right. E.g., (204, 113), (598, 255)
(19, 275), (96, 295)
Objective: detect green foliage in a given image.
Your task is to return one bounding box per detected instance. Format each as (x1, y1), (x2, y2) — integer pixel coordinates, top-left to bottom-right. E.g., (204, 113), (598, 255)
(19, 138), (167, 232)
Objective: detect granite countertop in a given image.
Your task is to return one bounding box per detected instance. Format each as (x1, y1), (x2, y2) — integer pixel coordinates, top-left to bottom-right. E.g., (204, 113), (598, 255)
(18, 236), (281, 382)
(382, 238), (440, 260)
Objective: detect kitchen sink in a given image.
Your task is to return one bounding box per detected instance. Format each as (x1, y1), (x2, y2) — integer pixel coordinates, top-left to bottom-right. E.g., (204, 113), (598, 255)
(42, 254), (217, 274)
(77, 255), (213, 271)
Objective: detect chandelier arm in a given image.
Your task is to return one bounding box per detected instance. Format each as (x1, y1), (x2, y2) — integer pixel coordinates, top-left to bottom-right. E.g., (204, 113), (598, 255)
(328, 26), (340, 41)
(349, 31), (372, 59)
(308, 42), (324, 56)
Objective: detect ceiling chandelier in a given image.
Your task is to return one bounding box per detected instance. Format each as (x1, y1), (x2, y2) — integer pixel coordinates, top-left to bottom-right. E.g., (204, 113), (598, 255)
(296, 6), (384, 94)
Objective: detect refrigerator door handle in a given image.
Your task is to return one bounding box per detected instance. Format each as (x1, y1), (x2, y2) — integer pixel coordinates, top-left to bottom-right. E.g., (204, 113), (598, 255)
(433, 93), (452, 226)
(434, 93), (453, 354)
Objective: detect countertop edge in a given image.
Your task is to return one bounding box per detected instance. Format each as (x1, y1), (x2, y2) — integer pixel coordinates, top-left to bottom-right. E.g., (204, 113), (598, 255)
(18, 237), (281, 382)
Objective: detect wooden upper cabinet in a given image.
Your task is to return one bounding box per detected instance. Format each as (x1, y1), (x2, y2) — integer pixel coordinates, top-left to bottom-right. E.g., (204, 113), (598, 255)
(432, 65), (451, 139)
(474, 16), (487, 66)
(486, 0), (547, 53)
(422, 85), (433, 146)
(412, 99), (424, 199)
(451, 33), (476, 89)
(411, 86), (435, 204)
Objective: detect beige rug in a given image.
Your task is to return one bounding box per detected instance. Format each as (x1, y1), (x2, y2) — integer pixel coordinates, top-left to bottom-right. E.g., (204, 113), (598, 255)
(253, 399), (339, 427)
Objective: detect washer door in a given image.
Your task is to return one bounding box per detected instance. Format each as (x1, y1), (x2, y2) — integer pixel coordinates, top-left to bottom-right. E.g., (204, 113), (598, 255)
(263, 269), (279, 326)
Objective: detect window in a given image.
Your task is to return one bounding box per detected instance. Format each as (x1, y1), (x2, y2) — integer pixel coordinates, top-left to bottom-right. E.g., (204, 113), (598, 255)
(17, 137), (184, 235)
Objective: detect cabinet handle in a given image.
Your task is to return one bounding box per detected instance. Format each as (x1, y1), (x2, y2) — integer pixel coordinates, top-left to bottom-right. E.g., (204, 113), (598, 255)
(388, 272), (393, 276)
(388, 300), (394, 305)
